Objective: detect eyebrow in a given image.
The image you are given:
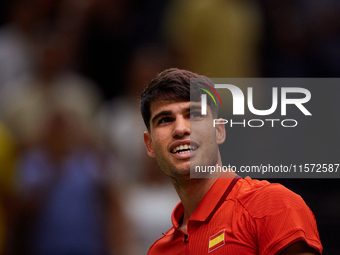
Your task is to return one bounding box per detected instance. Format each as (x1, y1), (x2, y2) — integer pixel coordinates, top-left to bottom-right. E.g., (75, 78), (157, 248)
(190, 105), (202, 111)
(151, 110), (173, 126)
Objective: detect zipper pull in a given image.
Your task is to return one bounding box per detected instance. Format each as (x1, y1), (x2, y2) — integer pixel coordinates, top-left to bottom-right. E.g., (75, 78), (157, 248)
(184, 234), (188, 243)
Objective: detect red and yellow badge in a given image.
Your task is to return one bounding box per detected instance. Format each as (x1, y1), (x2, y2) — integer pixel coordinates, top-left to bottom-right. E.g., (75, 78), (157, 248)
(208, 229), (226, 253)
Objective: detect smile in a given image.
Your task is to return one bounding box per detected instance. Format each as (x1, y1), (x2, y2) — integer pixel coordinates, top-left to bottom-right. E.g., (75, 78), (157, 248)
(171, 144), (198, 154)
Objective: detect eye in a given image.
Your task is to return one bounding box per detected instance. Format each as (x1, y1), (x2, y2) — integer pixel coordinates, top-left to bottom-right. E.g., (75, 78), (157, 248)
(190, 111), (202, 118)
(158, 117), (173, 124)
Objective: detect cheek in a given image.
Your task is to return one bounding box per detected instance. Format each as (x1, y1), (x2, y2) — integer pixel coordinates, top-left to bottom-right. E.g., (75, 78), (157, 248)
(191, 120), (215, 140)
(152, 129), (171, 151)
(154, 129), (170, 142)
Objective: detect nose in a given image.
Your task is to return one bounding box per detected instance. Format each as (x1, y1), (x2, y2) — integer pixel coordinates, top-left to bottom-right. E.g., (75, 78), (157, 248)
(172, 116), (190, 138)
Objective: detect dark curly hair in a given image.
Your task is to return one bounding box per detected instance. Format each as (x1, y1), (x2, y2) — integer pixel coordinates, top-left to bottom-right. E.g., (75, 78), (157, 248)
(140, 68), (218, 130)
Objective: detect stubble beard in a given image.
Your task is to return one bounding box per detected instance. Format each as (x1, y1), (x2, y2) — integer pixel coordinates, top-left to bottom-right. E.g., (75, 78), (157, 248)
(154, 147), (220, 181)
(154, 151), (191, 180)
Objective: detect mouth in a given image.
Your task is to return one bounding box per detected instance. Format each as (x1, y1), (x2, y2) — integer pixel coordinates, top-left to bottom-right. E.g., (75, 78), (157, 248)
(171, 144), (199, 154)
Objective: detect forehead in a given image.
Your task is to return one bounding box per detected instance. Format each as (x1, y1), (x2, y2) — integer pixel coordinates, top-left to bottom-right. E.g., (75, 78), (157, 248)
(149, 100), (200, 117)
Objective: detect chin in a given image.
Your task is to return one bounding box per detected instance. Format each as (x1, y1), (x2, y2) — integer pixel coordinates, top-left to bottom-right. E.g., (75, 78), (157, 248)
(169, 166), (191, 180)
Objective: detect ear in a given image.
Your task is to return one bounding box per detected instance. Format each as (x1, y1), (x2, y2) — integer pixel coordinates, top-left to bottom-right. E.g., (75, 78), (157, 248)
(143, 131), (156, 158)
(215, 118), (226, 145)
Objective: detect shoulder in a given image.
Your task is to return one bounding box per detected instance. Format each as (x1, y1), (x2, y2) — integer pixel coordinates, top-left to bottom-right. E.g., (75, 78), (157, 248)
(230, 178), (323, 254)
(147, 227), (176, 255)
(234, 178), (307, 218)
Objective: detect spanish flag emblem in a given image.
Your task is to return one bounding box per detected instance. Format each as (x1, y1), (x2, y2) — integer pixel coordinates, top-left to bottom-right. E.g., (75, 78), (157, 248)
(208, 229), (226, 253)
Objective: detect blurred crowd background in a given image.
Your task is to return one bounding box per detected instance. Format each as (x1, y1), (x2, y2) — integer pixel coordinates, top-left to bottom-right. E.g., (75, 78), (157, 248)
(0, 0), (339, 254)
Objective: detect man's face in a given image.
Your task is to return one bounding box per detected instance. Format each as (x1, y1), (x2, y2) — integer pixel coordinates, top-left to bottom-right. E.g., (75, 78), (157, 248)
(143, 100), (225, 180)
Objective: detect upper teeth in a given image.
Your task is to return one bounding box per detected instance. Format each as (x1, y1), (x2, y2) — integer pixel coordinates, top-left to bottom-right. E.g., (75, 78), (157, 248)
(172, 144), (197, 153)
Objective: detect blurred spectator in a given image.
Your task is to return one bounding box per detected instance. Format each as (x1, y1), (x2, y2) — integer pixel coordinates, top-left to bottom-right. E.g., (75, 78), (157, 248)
(1, 29), (99, 148)
(162, 0), (263, 115)
(163, 0), (262, 78)
(16, 113), (108, 255)
(0, 0), (59, 115)
(97, 44), (179, 254)
(97, 44), (172, 183)
(78, 0), (172, 100)
(0, 28), (129, 255)
(0, 123), (17, 255)
(122, 172), (179, 254)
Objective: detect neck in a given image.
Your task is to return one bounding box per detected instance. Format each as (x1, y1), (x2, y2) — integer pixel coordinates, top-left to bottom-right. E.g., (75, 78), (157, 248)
(173, 177), (217, 215)
(171, 172), (220, 233)
(171, 155), (238, 232)
(174, 156), (224, 218)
